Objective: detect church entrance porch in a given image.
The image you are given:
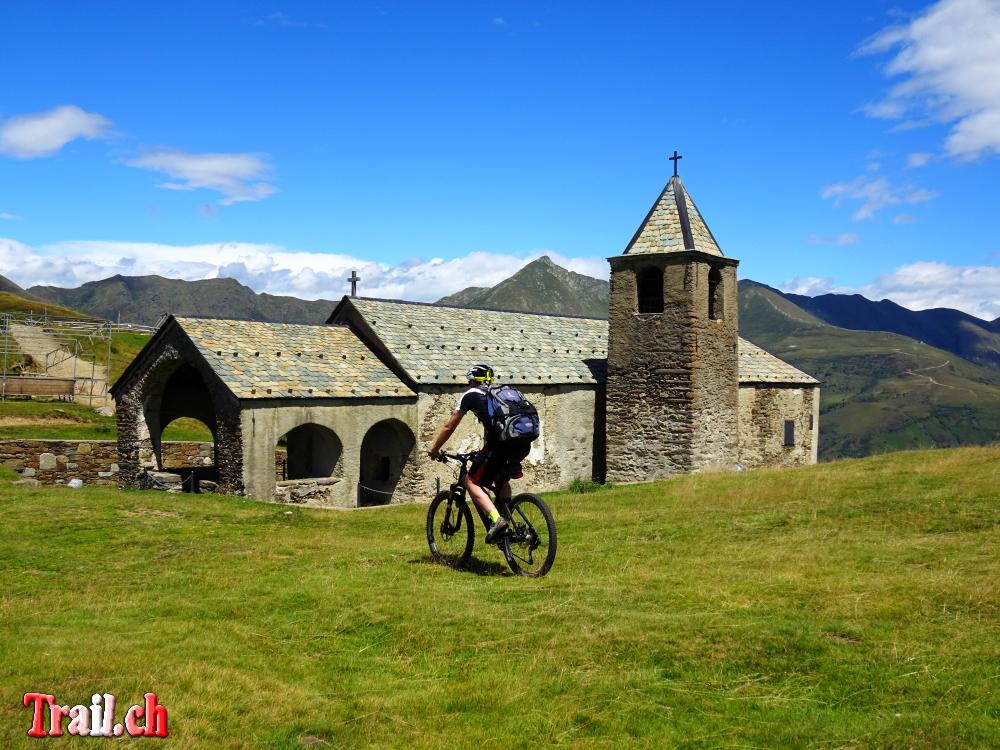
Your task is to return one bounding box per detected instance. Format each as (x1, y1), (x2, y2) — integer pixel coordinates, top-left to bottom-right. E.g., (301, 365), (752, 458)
(240, 400), (419, 508)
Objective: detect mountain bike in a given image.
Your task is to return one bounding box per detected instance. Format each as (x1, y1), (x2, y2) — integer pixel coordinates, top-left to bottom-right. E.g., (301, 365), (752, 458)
(427, 451), (557, 577)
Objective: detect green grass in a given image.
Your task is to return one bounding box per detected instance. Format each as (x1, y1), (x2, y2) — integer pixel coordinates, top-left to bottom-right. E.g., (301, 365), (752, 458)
(107, 331), (150, 383)
(1, 446), (998, 747)
(0, 399), (212, 441)
(0, 291), (85, 318)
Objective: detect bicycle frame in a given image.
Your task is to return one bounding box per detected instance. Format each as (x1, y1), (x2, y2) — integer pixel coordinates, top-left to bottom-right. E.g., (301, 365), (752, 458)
(436, 453), (509, 532)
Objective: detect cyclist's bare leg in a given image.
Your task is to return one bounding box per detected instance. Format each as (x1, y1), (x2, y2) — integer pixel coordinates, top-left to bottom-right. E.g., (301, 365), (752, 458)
(463, 475), (498, 516)
(496, 478), (512, 503)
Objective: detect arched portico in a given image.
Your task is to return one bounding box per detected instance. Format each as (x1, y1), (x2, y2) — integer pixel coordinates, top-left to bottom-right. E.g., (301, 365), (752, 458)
(358, 418), (417, 506)
(113, 330), (243, 494)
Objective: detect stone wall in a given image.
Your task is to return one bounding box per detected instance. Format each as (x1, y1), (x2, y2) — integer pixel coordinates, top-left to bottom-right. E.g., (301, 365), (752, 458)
(239, 398), (419, 508)
(606, 251), (740, 483)
(689, 260), (740, 471)
(273, 477), (345, 504)
(0, 440), (214, 487)
(737, 384), (820, 468)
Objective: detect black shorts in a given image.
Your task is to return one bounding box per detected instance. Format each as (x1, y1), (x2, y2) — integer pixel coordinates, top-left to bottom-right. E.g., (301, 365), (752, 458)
(468, 442), (531, 487)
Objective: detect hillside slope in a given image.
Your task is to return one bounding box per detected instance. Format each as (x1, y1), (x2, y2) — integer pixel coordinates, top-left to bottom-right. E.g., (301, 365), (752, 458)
(29, 274), (337, 326)
(438, 256), (609, 318)
(0, 291), (86, 318)
(0, 273), (34, 298)
(739, 280), (1000, 459)
(2, 446), (997, 748)
(780, 288), (1000, 371)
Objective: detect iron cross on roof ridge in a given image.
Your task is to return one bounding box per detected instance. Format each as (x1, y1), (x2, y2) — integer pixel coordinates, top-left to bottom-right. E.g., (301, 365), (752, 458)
(347, 270), (360, 297)
(669, 150), (682, 177)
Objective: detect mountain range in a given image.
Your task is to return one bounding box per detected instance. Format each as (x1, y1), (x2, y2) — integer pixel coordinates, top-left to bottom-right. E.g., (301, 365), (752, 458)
(437, 256), (609, 318)
(3, 260), (999, 460)
(26, 274), (336, 326)
(781, 288), (1000, 371)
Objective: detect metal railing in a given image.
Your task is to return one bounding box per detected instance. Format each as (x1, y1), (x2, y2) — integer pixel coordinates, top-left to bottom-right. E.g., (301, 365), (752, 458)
(0, 312), (114, 405)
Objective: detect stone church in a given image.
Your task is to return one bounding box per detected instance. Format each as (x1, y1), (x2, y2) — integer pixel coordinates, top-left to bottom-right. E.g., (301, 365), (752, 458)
(111, 171), (819, 506)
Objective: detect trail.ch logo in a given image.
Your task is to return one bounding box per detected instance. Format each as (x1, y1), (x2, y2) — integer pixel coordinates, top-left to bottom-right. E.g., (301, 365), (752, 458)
(23, 692), (168, 738)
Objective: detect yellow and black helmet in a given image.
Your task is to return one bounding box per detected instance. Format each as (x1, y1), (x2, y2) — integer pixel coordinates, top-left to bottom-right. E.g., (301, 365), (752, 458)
(466, 363), (495, 385)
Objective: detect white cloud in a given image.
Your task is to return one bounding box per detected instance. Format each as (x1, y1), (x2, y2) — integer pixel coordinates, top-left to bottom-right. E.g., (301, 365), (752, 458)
(0, 212), (22, 221)
(906, 151), (932, 168)
(782, 261), (1000, 320)
(255, 12), (326, 29)
(779, 277), (841, 296)
(860, 0), (1000, 160)
(807, 232), (862, 246)
(126, 149), (277, 205)
(0, 237), (607, 303)
(893, 214), (919, 224)
(492, 16), (507, 25)
(821, 174), (935, 221)
(0, 105), (112, 159)
(861, 261), (1000, 320)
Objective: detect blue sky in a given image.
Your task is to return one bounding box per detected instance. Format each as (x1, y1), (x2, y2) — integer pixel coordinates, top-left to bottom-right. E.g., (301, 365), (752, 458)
(1, 0), (998, 319)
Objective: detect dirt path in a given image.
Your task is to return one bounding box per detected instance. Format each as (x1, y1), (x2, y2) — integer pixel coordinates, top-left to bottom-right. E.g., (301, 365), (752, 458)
(903, 360), (977, 396)
(8, 323), (109, 406)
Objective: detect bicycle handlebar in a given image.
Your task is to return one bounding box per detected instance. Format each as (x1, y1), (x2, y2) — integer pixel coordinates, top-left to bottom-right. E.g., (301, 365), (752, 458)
(436, 451), (475, 464)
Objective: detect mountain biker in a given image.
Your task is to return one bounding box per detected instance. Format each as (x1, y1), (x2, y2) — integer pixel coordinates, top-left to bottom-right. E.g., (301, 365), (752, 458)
(427, 363), (531, 544)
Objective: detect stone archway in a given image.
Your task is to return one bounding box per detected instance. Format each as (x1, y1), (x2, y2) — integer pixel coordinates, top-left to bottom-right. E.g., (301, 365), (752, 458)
(149, 363), (217, 464)
(273, 422), (345, 505)
(279, 423), (343, 480)
(358, 419), (417, 506)
(114, 337), (242, 494)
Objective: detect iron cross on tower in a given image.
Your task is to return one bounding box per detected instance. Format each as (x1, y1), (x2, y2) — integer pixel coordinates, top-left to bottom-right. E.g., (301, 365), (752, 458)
(669, 150), (682, 177)
(347, 270), (360, 297)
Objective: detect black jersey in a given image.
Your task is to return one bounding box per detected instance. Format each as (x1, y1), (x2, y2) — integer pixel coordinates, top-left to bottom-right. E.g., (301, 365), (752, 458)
(456, 386), (491, 441)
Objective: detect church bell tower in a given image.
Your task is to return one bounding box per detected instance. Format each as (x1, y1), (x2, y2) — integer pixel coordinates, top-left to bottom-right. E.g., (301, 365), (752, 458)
(605, 154), (740, 482)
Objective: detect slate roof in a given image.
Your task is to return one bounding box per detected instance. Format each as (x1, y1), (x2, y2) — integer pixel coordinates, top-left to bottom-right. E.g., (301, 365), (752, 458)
(339, 298), (817, 388)
(343, 298), (608, 385)
(737, 339), (820, 385)
(624, 175), (723, 256)
(174, 317), (413, 399)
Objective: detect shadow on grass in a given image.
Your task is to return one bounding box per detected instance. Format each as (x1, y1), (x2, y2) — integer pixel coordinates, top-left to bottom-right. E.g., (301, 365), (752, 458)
(412, 554), (511, 577)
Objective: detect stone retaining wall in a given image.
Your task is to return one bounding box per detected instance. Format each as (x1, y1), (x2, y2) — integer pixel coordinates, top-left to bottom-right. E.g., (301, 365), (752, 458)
(0, 439), (214, 487)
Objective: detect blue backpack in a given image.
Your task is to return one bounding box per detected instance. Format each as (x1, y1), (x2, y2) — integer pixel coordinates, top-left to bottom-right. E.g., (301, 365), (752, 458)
(486, 385), (540, 444)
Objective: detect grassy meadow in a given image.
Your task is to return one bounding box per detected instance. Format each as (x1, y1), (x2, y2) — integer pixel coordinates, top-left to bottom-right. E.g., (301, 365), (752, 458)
(1, 446), (998, 748)
(0, 400), (212, 442)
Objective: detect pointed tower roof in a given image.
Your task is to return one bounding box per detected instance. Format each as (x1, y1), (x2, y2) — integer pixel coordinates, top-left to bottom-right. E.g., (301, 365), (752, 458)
(623, 175), (723, 256)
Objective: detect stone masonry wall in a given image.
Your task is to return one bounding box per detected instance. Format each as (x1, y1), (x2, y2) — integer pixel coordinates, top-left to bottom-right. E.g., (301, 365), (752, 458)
(606, 258), (693, 481)
(737, 385), (819, 468)
(1, 440), (214, 487)
(606, 253), (740, 483)
(689, 262), (740, 471)
(239, 398), (419, 508)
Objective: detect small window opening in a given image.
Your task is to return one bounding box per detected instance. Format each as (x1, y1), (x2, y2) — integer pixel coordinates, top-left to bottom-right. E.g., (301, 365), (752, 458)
(708, 267), (723, 321)
(375, 455), (392, 481)
(784, 420), (795, 447)
(637, 266), (664, 314)
(809, 414), (814, 430)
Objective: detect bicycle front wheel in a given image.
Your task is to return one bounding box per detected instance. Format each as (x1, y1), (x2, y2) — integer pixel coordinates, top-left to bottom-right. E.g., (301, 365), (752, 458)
(427, 491), (474, 568)
(502, 493), (557, 577)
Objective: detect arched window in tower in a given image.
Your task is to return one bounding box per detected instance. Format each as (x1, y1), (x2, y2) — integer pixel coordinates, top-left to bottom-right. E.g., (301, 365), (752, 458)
(636, 266), (664, 314)
(708, 267), (723, 321)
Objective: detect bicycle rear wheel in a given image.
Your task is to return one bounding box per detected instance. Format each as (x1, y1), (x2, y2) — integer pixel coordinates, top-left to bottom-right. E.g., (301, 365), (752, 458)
(502, 493), (557, 577)
(427, 491), (474, 568)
